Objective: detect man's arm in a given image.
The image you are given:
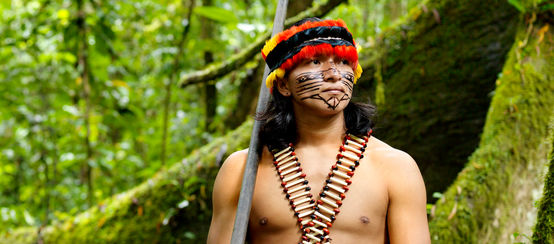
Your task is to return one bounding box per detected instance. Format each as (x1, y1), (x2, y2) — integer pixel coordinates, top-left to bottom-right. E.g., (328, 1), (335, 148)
(207, 150), (248, 244)
(384, 149), (431, 243)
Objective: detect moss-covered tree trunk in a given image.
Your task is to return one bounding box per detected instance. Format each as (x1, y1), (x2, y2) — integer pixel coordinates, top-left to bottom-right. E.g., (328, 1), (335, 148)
(428, 11), (554, 243)
(355, 0), (520, 199)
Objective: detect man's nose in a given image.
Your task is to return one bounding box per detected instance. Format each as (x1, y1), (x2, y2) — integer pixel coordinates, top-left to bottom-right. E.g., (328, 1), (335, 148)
(322, 62), (341, 82)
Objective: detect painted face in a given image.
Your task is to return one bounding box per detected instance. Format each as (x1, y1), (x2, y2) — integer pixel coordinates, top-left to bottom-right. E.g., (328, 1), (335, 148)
(280, 55), (355, 114)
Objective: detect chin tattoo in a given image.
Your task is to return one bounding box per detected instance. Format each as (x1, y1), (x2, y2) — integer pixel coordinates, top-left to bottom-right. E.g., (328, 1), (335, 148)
(294, 68), (354, 110)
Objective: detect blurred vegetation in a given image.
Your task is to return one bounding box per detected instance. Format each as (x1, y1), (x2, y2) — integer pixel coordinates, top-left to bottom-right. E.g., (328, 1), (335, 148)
(0, 0), (420, 233)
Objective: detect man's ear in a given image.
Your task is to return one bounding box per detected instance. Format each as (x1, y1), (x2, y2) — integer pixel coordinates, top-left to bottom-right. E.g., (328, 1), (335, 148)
(275, 78), (292, 97)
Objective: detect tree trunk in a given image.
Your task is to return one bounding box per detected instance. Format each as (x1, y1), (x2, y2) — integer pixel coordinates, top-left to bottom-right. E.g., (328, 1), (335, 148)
(428, 11), (554, 242)
(533, 134), (554, 243)
(356, 0), (520, 200)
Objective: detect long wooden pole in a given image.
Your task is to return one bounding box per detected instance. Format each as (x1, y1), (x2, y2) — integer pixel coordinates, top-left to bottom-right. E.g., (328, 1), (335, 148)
(230, 1), (288, 243)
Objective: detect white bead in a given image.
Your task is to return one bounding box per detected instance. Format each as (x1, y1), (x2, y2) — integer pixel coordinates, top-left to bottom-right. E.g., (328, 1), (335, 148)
(295, 203), (314, 212)
(339, 159), (355, 167)
(333, 170), (351, 179)
(313, 219), (327, 228)
(318, 204), (335, 215)
(287, 185), (306, 194)
(275, 151), (292, 162)
(315, 211), (332, 222)
(285, 179), (304, 188)
(283, 172), (302, 182)
(327, 183), (345, 193)
(306, 233), (321, 242)
(330, 177), (347, 186)
(280, 166), (300, 176)
(323, 191), (341, 201)
(293, 197), (311, 205)
(274, 147), (291, 158)
(277, 155), (295, 167)
(336, 163), (352, 171)
(289, 191), (309, 200)
(309, 227), (324, 235)
(298, 210), (314, 218)
(278, 160), (297, 171)
(320, 197), (339, 208)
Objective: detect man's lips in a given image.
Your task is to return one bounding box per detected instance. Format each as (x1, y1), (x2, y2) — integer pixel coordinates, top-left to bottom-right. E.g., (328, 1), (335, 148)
(322, 87), (345, 94)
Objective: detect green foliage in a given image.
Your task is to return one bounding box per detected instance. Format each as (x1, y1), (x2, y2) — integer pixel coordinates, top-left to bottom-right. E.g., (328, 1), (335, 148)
(194, 6), (238, 23)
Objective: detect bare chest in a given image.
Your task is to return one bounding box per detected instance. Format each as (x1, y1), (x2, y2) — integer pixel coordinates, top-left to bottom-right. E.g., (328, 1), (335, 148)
(248, 149), (389, 243)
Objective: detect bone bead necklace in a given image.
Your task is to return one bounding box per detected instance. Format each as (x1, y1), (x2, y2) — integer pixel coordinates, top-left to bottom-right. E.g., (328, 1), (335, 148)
(272, 130), (371, 244)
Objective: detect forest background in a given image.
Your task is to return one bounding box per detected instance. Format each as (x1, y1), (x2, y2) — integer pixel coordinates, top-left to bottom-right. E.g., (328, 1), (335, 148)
(0, 0), (553, 243)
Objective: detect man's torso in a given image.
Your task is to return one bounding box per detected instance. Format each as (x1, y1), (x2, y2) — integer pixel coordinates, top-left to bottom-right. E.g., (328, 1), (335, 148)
(247, 137), (391, 243)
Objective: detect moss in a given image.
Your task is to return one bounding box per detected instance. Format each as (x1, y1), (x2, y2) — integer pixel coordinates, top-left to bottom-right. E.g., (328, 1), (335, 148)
(428, 14), (554, 243)
(533, 129), (554, 243)
(1, 121), (253, 244)
(356, 0), (520, 200)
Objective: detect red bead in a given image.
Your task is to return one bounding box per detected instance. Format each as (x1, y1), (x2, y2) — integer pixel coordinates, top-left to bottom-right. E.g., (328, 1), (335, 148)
(340, 146), (345, 151)
(289, 143), (294, 147)
(298, 218), (303, 222)
(345, 179), (352, 184)
(280, 175), (284, 179)
(332, 165), (337, 170)
(273, 161), (278, 165)
(291, 152), (296, 156)
(347, 171), (354, 176)
(326, 222), (333, 227)
(357, 153), (361, 157)
(308, 193), (313, 197)
(342, 185), (349, 190)
(334, 208), (340, 213)
(304, 228), (310, 233)
(336, 200), (342, 206)
(301, 173), (306, 177)
(302, 236), (308, 241)
(292, 204), (296, 208)
(317, 200), (323, 205)
(283, 187), (288, 192)
(297, 167), (302, 172)
(323, 228), (330, 234)
(345, 135), (351, 140)
(340, 193), (346, 199)
(328, 172), (333, 177)
(281, 182), (287, 186)
(308, 221), (315, 227)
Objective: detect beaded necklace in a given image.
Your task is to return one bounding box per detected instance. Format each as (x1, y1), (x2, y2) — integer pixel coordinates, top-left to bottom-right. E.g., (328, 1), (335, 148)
(272, 130), (372, 244)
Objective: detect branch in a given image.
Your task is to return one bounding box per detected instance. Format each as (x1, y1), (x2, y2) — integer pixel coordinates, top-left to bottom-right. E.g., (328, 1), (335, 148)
(178, 0), (346, 88)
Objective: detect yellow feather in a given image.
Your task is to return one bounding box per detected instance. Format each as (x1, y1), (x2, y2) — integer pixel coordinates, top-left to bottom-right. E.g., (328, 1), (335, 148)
(354, 64), (363, 84)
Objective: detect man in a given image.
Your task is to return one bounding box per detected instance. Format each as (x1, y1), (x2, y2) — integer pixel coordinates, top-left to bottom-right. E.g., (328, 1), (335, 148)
(208, 18), (430, 243)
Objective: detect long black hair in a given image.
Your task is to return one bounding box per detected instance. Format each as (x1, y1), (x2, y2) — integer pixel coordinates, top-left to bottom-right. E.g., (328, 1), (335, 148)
(257, 88), (376, 152)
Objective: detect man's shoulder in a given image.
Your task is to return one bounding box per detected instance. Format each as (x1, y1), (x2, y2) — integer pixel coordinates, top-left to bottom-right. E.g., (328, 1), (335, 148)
(365, 137), (420, 176)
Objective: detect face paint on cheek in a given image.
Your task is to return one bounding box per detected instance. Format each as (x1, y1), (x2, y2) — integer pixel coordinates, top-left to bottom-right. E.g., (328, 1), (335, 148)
(295, 71), (324, 98)
(341, 71), (354, 93)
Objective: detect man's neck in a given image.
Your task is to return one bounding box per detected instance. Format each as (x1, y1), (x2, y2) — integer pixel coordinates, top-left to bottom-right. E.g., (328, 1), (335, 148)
(294, 110), (347, 148)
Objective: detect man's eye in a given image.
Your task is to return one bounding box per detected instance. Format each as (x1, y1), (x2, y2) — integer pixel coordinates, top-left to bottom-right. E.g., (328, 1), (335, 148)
(341, 59), (350, 65)
(311, 59), (320, 65)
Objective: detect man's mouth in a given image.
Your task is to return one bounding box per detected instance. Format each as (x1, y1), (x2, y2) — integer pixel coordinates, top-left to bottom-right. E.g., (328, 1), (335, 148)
(322, 87), (345, 94)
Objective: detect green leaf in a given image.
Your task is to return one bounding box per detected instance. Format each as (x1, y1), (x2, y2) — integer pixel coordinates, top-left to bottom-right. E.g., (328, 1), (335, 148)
(507, 0), (526, 12)
(540, 3), (554, 11)
(193, 6), (238, 23)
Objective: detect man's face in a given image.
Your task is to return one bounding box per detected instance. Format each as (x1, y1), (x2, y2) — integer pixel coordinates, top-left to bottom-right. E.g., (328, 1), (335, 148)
(278, 54), (355, 115)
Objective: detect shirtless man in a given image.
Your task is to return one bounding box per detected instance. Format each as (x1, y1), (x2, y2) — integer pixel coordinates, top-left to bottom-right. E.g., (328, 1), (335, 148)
(208, 18), (430, 243)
